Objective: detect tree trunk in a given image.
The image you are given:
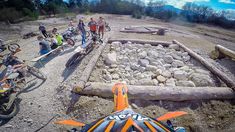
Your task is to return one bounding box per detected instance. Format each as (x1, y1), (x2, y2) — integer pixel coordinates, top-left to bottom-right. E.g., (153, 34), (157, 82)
(73, 37), (109, 93)
(108, 39), (172, 47)
(173, 40), (235, 90)
(79, 82), (235, 101)
(215, 45), (235, 60)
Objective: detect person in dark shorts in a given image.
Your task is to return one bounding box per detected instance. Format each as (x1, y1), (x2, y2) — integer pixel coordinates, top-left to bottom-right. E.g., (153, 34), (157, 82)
(88, 18), (97, 36)
(37, 35), (51, 55)
(39, 24), (48, 38)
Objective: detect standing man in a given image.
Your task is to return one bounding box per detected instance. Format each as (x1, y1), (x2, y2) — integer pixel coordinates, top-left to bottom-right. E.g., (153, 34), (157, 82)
(88, 18), (97, 36)
(78, 19), (86, 48)
(39, 24), (48, 38)
(98, 17), (105, 39)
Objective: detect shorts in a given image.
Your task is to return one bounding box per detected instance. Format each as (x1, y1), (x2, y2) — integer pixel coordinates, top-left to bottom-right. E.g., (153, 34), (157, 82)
(98, 26), (104, 33)
(40, 49), (50, 55)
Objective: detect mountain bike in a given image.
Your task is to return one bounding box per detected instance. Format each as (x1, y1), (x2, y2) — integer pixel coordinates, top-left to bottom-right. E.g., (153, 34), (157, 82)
(0, 39), (20, 53)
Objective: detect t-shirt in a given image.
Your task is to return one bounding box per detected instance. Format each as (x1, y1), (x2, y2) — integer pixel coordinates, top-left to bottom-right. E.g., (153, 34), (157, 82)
(56, 35), (63, 46)
(78, 23), (86, 34)
(39, 40), (51, 51)
(98, 20), (105, 27)
(88, 21), (97, 31)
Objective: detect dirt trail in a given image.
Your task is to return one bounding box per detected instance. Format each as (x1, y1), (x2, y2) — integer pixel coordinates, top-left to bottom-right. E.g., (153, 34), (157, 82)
(0, 14), (234, 132)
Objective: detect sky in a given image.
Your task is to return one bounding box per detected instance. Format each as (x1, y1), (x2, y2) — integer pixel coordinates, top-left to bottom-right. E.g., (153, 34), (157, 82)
(143, 0), (235, 11)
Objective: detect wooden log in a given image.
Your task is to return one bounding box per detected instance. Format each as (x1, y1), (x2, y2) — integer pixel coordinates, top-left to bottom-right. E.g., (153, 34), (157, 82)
(108, 39), (172, 47)
(120, 30), (156, 34)
(79, 82), (235, 101)
(72, 37), (109, 93)
(173, 40), (235, 89)
(215, 45), (235, 60)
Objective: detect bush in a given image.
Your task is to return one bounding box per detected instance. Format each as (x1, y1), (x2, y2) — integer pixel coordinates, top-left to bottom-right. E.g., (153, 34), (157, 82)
(132, 11), (142, 19)
(0, 8), (23, 23)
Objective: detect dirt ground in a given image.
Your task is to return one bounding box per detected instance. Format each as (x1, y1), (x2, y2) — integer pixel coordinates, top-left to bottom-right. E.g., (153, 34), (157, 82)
(0, 14), (235, 132)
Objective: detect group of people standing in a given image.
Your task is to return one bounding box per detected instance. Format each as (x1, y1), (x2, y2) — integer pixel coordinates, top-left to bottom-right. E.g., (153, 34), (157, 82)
(37, 17), (106, 55)
(78, 17), (106, 48)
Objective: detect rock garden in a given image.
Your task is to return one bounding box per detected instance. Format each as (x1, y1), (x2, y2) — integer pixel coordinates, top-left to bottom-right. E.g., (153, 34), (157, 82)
(89, 41), (220, 87)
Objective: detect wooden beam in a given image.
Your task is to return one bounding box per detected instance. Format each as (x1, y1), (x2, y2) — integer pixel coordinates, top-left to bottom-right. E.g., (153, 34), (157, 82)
(215, 45), (235, 60)
(72, 37), (110, 93)
(108, 39), (172, 47)
(173, 40), (235, 89)
(78, 82), (235, 101)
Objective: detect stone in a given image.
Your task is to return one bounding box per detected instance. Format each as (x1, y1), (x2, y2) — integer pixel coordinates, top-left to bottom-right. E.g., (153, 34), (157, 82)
(111, 41), (122, 45)
(166, 78), (176, 86)
(172, 53), (182, 60)
(179, 66), (190, 71)
(159, 83), (165, 86)
(125, 66), (132, 71)
(172, 60), (184, 67)
(161, 70), (172, 78)
(146, 65), (158, 71)
(138, 51), (147, 59)
(154, 69), (163, 75)
(190, 73), (214, 87)
(110, 64), (118, 68)
(176, 81), (196, 87)
(174, 70), (188, 80)
(153, 79), (159, 86)
(157, 75), (166, 83)
(183, 56), (190, 62)
(139, 79), (155, 85)
(130, 80), (136, 85)
(163, 55), (174, 64)
(147, 51), (159, 59)
(104, 74), (112, 81)
(195, 69), (210, 75)
(139, 67), (145, 72)
(138, 59), (150, 67)
(4, 124), (13, 128)
(151, 61), (163, 67)
(112, 74), (120, 80)
(105, 52), (117, 65)
(169, 44), (180, 51)
(130, 63), (140, 70)
(163, 64), (172, 69)
(144, 43), (152, 48)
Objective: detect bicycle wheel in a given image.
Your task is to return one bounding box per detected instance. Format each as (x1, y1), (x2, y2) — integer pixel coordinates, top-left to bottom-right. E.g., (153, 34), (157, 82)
(65, 52), (82, 68)
(0, 102), (19, 119)
(8, 43), (20, 52)
(27, 66), (47, 81)
(86, 31), (90, 38)
(67, 38), (75, 46)
(106, 26), (111, 32)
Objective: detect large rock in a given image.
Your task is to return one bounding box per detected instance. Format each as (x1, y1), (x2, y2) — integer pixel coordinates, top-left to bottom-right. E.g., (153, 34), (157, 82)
(172, 60), (184, 67)
(174, 70), (188, 80)
(139, 79), (155, 85)
(163, 55), (174, 64)
(103, 74), (112, 81)
(138, 59), (150, 67)
(130, 63), (140, 70)
(157, 75), (166, 83)
(176, 81), (195, 87)
(169, 44), (180, 51)
(172, 53), (182, 60)
(189, 73), (214, 87)
(138, 51), (147, 59)
(161, 70), (172, 78)
(105, 52), (117, 65)
(146, 65), (158, 71)
(166, 78), (176, 86)
(147, 50), (159, 59)
(112, 73), (120, 80)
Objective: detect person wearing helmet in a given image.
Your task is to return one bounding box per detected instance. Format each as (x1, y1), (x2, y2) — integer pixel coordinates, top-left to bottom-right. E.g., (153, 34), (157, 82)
(39, 24), (48, 38)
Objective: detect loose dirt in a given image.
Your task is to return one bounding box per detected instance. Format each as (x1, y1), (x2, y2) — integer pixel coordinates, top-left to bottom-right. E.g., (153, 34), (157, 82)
(0, 14), (234, 132)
